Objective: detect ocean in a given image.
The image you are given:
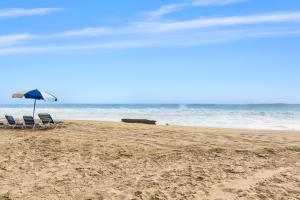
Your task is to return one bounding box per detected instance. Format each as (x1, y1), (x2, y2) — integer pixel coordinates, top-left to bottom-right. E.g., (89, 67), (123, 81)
(1, 104), (300, 130)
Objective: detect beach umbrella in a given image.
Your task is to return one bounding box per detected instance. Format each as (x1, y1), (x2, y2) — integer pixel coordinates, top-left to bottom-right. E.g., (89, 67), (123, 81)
(12, 89), (57, 118)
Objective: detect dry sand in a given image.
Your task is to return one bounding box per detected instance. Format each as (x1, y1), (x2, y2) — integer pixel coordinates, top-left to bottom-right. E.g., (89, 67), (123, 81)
(0, 121), (299, 200)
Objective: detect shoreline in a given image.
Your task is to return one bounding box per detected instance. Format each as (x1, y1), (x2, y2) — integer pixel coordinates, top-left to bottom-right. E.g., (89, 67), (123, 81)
(1, 103), (300, 131)
(2, 118), (300, 133)
(70, 119), (300, 133)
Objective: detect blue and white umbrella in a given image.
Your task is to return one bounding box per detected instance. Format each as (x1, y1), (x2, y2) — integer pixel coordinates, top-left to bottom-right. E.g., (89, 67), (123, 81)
(12, 89), (57, 118)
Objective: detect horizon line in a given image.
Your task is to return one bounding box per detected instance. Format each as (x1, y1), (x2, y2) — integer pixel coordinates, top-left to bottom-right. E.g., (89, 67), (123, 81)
(1, 103), (300, 105)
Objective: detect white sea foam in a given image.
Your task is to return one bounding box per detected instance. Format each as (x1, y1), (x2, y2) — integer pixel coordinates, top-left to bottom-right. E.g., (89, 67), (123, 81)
(1, 105), (300, 130)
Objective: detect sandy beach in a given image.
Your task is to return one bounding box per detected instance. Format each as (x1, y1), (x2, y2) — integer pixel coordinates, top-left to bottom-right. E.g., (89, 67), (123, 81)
(0, 121), (299, 200)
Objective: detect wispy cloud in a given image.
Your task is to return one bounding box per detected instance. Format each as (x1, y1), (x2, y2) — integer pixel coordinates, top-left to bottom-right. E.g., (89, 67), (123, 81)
(1, 28), (300, 55)
(145, 0), (247, 21)
(145, 3), (189, 21)
(57, 27), (112, 37)
(0, 33), (33, 47)
(0, 8), (63, 19)
(0, 40), (157, 55)
(193, 0), (247, 6)
(52, 12), (300, 36)
(139, 12), (300, 33)
(1, 11), (300, 54)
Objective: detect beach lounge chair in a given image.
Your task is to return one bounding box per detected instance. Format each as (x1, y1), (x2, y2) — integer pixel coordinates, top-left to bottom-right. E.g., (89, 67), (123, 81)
(5, 115), (23, 129)
(23, 116), (39, 129)
(38, 113), (63, 128)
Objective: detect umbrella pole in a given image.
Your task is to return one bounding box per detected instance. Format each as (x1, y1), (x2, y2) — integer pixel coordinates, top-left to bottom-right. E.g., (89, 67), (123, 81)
(33, 99), (37, 118)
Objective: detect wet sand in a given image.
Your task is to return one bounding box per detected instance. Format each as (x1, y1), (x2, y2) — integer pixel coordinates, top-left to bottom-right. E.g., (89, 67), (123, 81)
(0, 121), (299, 199)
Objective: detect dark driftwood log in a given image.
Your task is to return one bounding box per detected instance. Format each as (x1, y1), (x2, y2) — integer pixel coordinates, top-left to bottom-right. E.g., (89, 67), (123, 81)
(121, 119), (157, 125)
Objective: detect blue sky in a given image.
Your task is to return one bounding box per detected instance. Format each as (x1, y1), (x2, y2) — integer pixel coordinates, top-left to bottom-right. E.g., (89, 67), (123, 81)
(0, 0), (300, 104)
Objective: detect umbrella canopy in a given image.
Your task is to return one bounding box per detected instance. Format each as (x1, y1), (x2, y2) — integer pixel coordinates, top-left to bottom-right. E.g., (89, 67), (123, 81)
(12, 89), (57, 118)
(13, 89), (57, 101)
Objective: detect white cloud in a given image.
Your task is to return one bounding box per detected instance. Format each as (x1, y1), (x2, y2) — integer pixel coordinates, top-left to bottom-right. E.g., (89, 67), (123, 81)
(145, 3), (189, 21)
(0, 40), (158, 55)
(1, 28), (300, 55)
(53, 12), (300, 36)
(139, 12), (300, 33)
(193, 0), (247, 6)
(0, 34), (33, 47)
(57, 27), (112, 37)
(0, 8), (63, 19)
(1, 12), (300, 54)
(145, 0), (247, 21)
